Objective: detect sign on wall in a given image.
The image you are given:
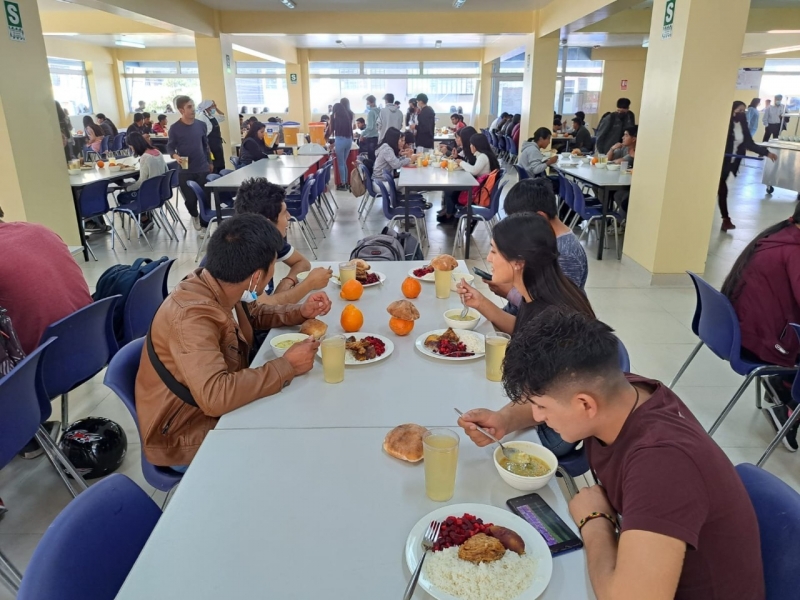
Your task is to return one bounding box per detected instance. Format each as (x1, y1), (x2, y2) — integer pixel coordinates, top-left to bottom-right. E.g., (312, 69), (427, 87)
(290, 73), (298, 85)
(736, 67), (763, 90)
(620, 79), (628, 91)
(4, 1), (24, 42)
(662, 0), (676, 40)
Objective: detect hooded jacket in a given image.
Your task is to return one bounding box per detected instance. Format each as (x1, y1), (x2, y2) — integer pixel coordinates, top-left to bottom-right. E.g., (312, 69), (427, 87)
(731, 225), (800, 367)
(518, 140), (549, 177)
(377, 104), (404, 142)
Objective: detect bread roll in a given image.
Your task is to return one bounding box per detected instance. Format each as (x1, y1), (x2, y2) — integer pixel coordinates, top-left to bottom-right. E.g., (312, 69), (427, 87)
(299, 319), (328, 340)
(383, 424), (428, 462)
(430, 254), (458, 271)
(386, 300), (420, 321)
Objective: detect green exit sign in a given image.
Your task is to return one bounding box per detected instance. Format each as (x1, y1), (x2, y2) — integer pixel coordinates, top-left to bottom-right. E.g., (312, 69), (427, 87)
(4, 1), (25, 42)
(662, 0), (676, 40)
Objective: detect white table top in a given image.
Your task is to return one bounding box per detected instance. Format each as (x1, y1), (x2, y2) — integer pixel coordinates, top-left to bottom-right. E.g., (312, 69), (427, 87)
(68, 245), (84, 256)
(206, 161), (309, 189)
(276, 154), (327, 169)
(115, 427), (594, 600)
(67, 156), (175, 188)
(219, 261), (500, 430)
(398, 166), (478, 190)
(553, 162), (632, 188)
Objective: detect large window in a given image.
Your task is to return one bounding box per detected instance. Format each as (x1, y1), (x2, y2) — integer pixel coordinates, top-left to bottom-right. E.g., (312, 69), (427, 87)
(308, 61), (479, 118)
(235, 61), (288, 114)
(48, 58), (91, 115)
(493, 53), (525, 116)
(556, 48), (603, 116)
(122, 61), (201, 113)
(760, 59), (800, 114)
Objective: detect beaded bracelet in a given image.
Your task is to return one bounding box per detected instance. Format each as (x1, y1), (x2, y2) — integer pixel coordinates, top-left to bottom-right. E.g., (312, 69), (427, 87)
(578, 512), (619, 533)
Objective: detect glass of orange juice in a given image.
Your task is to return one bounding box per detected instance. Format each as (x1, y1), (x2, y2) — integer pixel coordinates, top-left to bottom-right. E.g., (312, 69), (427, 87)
(423, 428), (459, 501)
(339, 261), (356, 285)
(321, 335), (346, 384)
(434, 268), (451, 299)
(485, 332), (511, 382)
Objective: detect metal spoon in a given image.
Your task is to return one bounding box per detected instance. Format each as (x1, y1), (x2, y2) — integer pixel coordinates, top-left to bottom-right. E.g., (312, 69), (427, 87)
(458, 279), (470, 319)
(453, 408), (522, 462)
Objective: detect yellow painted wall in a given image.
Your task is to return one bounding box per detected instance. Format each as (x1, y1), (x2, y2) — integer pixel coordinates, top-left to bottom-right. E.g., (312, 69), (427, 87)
(594, 47), (646, 126)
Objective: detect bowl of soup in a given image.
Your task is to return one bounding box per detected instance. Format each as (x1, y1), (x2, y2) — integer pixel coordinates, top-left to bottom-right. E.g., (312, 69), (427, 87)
(493, 441), (557, 491)
(443, 308), (481, 330)
(269, 333), (309, 358)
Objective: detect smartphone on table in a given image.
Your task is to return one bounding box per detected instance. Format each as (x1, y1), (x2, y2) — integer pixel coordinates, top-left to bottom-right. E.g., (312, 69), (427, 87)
(473, 267), (492, 281)
(507, 493), (584, 556)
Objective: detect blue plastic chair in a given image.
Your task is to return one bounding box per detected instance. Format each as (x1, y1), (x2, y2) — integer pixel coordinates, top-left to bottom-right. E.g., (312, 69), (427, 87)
(678, 274), (799, 438)
(206, 174), (235, 208)
(570, 180), (621, 259)
(514, 164), (530, 180)
(17, 474), (162, 600)
(38, 296), (120, 437)
(383, 170), (426, 209)
(736, 463), (800, 600)
(287, 173), (327, 237)
(376, 180), (427, 242)
(286, 176), (318, 258)
(506, 135), (518, 164)
(496, 135), (507, 160)
(77, 180), (127, 259)
(190, 179), (235, 262)
(230, 156), (242, 169)
(113, 174), (176, 250)
(0, 339), (58, 591)
(121, 259), (174, 345)
(104, 339), (184, 494)
(100, 135), (109, 156)
(357, 163), (379, 219)
(219, 168), (233, 176)
(452, 177), (507, 255)
(159, 169), (187, 234)
(557, 337), (631, 497)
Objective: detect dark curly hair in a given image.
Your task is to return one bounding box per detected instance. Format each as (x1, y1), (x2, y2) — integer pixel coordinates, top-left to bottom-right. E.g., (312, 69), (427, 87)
(502, 307), (621, 403)
(234, 177), (286, 224)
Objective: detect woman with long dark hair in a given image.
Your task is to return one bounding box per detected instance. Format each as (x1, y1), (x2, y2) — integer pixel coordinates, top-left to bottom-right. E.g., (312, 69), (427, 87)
(371, 127), (416, 188)
(721, 203), (800, 447)
(455, 212), (595, 456)
(116, 131), (166, 230)
(438, 133), (500, 223)
(85, 123), (105, 155)
(331, 101), (354, 190)
(719, 101), (777, 231)
(239, 121), (276, 165)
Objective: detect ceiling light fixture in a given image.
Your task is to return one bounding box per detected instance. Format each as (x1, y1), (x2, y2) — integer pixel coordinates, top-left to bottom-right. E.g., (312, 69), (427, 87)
(642, 38), (649, 48)
(115, 40), (146, 48)
(765, 45), (800, 55)
(335, 39), (346, 48)
(453, 0), (466, 7)
(435, 40), (442, 48)
(43, 32), (79, 36)
(281, 0), (296, 8)
(768, 30), (800, 34)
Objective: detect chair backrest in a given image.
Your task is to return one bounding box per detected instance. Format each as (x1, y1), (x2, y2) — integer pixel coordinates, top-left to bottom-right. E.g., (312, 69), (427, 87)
(135, 174), (167, 213)
(38, 296), (120, 413)
(687, 272), (741, 363)
(376, 180), (395, 220)
(384, 171), (401, 208)
(207, 173), (221, 183)
(617, 337), (631, 372)
(122, 259), (174, 345)
(485, 179), (507, 217)
(100, 135), (109, 154)
(219, 168), (233, 176)
(514, 164), (530, 180)
(168, 165), (179, 190)
(506, 136), (517, 155)
(230, 156), (241, 169)
(736, 463), (800, 600)
(78, 180), (112, 219)
(0, 338), (56, 469)
(17, 473), (161, 600)
(560, 175), (574, 210)
(114, 133), (126, 152)
(359, 163), (376, 198)
(286, 177), (315, 221)
(187, 180), (213, 222)
(158, 169), (173, 203)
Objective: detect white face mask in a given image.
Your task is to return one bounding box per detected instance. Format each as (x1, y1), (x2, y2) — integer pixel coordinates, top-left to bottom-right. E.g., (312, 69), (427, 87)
(240, 273), (260, 303)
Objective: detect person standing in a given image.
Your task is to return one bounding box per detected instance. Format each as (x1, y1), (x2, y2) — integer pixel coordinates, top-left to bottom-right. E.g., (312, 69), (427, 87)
(96, 113), (118, 138)
(135, 100), (146, 113)
(415, 93), (436, 154)
(377, 93), (404, 142)
(167, 95), (213, 235)
(720, 101), (777, 232)
(197, 100), (227, 174)
(406, 98), (418, 130)
(331, 101), (354, 191)
(362, 95), (380, 161)
(594, 98), (636, 154)
(762, 94), (786, 142)
(746, 98), (761, 138)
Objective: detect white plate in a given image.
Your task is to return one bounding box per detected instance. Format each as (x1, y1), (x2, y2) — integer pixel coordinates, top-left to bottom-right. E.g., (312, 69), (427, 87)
(415, 329), (485, 361)
(408, 268), (474, 284)
(329, 272), (386, 288)
(315, 333), (394, 365)
(405, 503), (553, 600)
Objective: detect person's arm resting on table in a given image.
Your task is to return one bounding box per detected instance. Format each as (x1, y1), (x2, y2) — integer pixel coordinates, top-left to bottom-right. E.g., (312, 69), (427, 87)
(272, 250), (312, 294)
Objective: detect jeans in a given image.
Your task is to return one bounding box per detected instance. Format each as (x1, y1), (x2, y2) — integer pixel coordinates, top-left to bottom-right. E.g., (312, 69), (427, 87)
(444, 190), (460, 216)
(178, 170), (209, 227)
(538, 423), (577, 458)
(717, 162), (734, 219)
(334, 136), (351, 184)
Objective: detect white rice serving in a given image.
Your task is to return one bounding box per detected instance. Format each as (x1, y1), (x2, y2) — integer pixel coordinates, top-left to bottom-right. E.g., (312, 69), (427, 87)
(423, 546), (537, 600)
(457, 332), (485, 354)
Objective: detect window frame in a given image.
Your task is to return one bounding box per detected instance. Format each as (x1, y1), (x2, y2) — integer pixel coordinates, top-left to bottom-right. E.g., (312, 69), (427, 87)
(48, 57), (93, 114)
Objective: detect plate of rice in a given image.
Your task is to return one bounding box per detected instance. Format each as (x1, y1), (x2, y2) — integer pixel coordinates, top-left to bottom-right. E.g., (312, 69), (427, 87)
(405, 503), (552, 600)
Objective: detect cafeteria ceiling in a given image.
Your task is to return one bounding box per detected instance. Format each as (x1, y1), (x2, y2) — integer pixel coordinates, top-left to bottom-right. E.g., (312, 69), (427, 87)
(196, 0), (553, 10)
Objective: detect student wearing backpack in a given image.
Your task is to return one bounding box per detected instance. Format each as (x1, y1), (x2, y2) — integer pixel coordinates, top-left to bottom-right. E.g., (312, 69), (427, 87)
(594, 98), (636, 154)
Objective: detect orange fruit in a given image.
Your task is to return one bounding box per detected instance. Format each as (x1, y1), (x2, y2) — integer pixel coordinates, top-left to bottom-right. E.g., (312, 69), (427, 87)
(340, 304), (364, 333)
(96, 160), (105, 168)
(590, 157), (598, 166)
(401, 277), (421, 299)
(389, 317), (415, 336)
(440, 160), (448, 168)
(422, 159), (429, 167)
(340, 279), (363, 301)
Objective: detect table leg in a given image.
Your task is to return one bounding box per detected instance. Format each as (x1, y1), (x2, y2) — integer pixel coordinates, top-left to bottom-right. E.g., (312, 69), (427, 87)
(596, 187), (607, 261)
(464, 189), (473, 260)
(403, 186), (410, 233)
(213, 189), (222, 230)
(72, 188), (90, 262)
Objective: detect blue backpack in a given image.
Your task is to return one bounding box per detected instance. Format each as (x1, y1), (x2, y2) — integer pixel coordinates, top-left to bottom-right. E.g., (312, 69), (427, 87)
(92, 257), (170, 343)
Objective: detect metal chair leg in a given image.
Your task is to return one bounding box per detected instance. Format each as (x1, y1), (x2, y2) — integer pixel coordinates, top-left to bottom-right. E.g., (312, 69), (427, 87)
(36, 425), (88, 498)
(104, 214), (127, 251)
(60, 392), (69, 433)
(757, 402), (800, 467)
(668, 341), (704, 388)
(0, 548), (22, 592)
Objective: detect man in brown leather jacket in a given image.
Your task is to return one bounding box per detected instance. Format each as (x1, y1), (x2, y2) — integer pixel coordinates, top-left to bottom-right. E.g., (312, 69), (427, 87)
(135, 213), (332, 469)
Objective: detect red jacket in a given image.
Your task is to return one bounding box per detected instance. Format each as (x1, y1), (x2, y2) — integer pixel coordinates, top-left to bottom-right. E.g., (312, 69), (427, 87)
(732, 225), (800, 367)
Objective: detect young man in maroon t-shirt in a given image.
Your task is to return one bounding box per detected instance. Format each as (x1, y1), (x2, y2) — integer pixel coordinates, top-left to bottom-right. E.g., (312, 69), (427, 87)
(494, 309), (765, 600)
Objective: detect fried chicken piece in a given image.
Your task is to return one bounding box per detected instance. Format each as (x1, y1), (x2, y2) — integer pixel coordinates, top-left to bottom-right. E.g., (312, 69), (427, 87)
(458, 533), (506, 564)
(424, 328), (460, 349)
(440, 327), (460, 343)
(345, 337), (377, 361)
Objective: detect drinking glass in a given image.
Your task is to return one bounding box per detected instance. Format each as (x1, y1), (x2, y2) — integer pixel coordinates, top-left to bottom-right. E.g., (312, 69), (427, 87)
(423, 428), (460, 501)
(620, 160), (630, 172)
(339, 261), (356, 285)
(321, 335), (346, 384)
(179, 156), (189, 169)
(434, 268), (451, 299)
(485, 333), (511, 382)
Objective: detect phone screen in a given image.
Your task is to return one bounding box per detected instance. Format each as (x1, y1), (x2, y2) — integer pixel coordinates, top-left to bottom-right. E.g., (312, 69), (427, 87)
(507, 493), (583, 556)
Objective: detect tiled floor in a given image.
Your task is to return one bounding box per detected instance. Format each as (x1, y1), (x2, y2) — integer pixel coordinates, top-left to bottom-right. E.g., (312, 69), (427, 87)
(0, 160), (797, 594)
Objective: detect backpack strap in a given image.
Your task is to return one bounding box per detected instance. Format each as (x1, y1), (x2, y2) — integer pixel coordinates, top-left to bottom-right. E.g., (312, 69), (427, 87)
(145, 325), (198, 407)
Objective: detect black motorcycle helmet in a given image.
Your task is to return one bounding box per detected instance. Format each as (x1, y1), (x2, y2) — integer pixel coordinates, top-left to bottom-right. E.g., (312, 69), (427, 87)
(58, 417), (127, 480)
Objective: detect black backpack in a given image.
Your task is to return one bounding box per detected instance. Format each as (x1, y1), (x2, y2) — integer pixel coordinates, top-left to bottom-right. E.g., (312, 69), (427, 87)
(349, 228), (423, 262)
(92, 257), (170, 343)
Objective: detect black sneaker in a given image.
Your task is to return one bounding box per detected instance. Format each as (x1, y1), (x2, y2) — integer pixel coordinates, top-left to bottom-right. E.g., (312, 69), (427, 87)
(764, 404), (799, 452)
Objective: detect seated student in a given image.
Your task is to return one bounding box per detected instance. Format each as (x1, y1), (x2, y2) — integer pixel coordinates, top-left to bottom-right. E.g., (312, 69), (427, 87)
(234, 177), (333, 303)
(135, 214), (333, 469)
(435, 133), (499, 222)
(566, 117), (593, 155)
(518, 127), (558, 178)
(372, 127), (416, 188)
(489, 112), (509, 132)
(552, 114), (563, 133)
(486, 179), (587, 316)
(468, 308), (764, 600)
(239, 121), (277, 165)
(152, 114), (169, 135)
(116, 132), (167, 231)
(722, 204), (800, 449)
(85, 123), (105, 155)
(449, 113), (466, 132)
(127, 113), (145, 136)
(607, 125), (637, 165)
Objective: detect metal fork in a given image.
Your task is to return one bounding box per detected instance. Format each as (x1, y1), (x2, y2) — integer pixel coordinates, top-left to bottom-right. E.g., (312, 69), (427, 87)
(403, 520), (441, 600)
